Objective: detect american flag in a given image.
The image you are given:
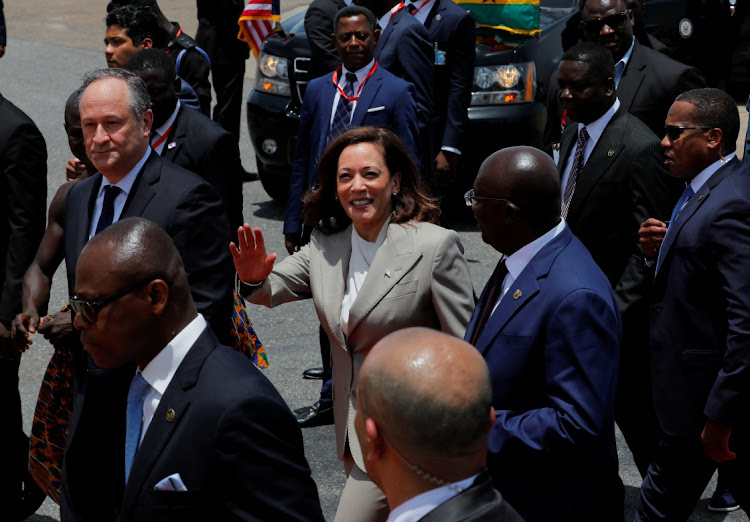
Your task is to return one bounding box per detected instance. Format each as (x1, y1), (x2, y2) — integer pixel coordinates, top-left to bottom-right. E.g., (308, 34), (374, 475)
(238, 0), (281, 58)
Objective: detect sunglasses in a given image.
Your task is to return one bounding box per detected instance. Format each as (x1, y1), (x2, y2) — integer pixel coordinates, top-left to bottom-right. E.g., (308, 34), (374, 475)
(464, 189), (521, 211)
(581, 11), (630, 32)
(69, 277), (170, 323)
(664, 125), (715, 142)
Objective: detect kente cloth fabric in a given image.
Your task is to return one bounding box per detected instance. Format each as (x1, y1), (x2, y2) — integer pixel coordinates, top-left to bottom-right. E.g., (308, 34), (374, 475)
(231, 290), (268, 369)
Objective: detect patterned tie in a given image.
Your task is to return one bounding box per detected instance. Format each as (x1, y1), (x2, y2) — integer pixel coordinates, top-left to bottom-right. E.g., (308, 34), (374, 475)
(124, 373), (149, 484)
(561, 126), (589, 219)
(95, 185), (121, 235)
(655, 185), (695, 273)
(469, 260), (508, 346)
(328, 72), (358, 143)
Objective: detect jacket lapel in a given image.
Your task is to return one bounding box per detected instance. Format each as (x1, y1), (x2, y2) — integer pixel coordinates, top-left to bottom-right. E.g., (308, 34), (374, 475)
(121, 152), (159, 218)
(317, 75), (338, 144)
(317, 227), (352, 348)
(346, 223), (422, 335)
(120, 328), (217, 512)
(375, 15), (397, 56)
(558, 124), (576, 170)
(351, 67), (383, 125)
(616, 41), (646, 112)
(656, 157), (741, 277)
(159, 108), (185, 162)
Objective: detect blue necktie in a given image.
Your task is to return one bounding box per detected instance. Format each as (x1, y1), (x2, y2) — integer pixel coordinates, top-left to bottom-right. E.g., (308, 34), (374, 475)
(95, 185), (121, 235)
(615, 60), (625, 87)
(124, 373), (149, 484)
(328, 72), (358, 143)
(656, 185), (695, 273)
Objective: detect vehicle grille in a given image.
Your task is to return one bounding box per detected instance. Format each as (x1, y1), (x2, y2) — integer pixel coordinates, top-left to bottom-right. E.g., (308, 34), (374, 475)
(292, 57), (311, 105)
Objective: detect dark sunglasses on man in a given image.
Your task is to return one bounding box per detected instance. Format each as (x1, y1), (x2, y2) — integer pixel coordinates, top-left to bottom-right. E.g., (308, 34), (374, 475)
(581, 10), (630, 32)
(664, 125), (715, 142)
(69, 277), (171, 323)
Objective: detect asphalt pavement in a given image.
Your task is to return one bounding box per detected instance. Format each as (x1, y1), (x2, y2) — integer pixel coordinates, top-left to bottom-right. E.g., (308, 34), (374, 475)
(1, 0), (747, 520)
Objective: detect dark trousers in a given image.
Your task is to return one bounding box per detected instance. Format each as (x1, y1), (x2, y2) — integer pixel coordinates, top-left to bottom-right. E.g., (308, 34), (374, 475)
(318, 326), (332, 406)
(0, 357), (24, 518)
(636, 432), (750, 520)
(211, 62), (245, 143)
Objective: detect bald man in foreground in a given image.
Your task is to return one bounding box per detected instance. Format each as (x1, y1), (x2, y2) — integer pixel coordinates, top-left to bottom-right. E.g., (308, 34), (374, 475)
(463, 146), (623, 521)
(355, 327), (523, 521)
(65, 217), (323, 521)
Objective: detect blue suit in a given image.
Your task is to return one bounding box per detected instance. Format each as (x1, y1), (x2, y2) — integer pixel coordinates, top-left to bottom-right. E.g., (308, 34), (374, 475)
(636, 157), (750, 519)
(465, 225), (623, 521)
(375, 8), (434, 169)
(283, 64), (420, 234)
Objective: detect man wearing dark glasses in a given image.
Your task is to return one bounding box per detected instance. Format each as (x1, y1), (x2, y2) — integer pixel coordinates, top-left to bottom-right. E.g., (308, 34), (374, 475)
(544, 0), (705, 153)
(636, 88), (750, 519)
(556, 41), (682, 481)
(66, 217), (324, 521)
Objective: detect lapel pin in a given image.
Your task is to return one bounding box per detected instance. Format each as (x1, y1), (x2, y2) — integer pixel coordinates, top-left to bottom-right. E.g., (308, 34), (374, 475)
(607, 150), (614, 157)
(513, 289), (522, 300)
(166, 408), (175, 422)
(435, 14), (441, 20)
(698, 194), (706, 200)
(385, 269), (391, 278)
(167, 142), (177, 150)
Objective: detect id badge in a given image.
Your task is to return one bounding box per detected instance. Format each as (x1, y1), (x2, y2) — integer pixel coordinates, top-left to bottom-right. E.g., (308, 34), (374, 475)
(434, 43), (446, 65)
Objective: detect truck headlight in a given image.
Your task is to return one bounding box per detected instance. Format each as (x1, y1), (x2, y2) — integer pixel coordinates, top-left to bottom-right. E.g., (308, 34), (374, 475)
(255, 52), (291, 96)
(471, 62), (536, 106)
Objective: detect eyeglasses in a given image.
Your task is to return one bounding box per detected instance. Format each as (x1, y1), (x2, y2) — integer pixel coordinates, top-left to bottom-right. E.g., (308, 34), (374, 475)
(464, 189), (521, 211)
(664, 125), (715, 142)
(69, 277), (170, 323)
(581, 11), (630, 33)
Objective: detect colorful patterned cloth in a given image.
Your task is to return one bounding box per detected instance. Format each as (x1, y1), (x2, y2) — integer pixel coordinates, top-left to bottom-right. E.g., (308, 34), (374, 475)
(28, 295), (266, 504)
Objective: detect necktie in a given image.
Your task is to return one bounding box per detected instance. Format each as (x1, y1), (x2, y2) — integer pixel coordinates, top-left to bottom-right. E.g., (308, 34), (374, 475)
(328, 72), (358, 143)
(469, 260), (509, 346)
(561, 126), (589, 219)
(95, 185), (121, 235)
(655, 185), (695, 273)
(407, 2), (417, 13)
(124, 373), (149, 484)
(615, 60), (625, 87)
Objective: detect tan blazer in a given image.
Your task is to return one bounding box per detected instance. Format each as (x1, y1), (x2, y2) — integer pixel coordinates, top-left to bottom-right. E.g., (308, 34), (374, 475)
(242, 221), (475, 469)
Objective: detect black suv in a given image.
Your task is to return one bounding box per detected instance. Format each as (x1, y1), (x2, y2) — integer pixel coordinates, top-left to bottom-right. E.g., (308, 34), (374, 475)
(246, 0), (583, 201)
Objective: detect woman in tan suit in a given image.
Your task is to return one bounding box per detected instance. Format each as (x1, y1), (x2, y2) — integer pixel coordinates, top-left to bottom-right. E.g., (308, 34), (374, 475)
(231, 127), (475, 522)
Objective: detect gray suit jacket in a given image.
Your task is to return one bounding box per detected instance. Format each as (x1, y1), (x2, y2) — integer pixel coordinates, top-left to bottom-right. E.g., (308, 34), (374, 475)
(240, 221), (475, 469)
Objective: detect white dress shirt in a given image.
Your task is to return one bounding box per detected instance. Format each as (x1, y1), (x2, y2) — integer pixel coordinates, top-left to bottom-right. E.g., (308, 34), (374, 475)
(407, 0), (436, 24)
(150, 100), (181, 155)
(386, 473), (479, 522)
(491, 219), (567, 315)
(136, 314), (207, 444)
(560, 98), (620, 200)
(688, 153), (736, 195)
(378, 3), (406, 31)
(88, 148), (151, 239)
(329, 59), (376, 127)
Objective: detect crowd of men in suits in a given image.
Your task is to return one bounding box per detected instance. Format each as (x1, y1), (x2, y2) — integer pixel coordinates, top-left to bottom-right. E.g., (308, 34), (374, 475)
(0, 0), (749, 519)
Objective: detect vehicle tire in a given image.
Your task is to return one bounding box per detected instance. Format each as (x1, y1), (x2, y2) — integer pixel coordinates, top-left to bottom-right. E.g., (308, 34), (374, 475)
(257, 157), (289, 203)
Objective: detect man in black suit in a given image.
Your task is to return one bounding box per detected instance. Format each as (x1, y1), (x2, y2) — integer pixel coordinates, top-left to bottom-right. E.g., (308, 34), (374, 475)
(557, 42), (682, 478)
(356, 327), (523, 521)
(544, 0), (705, 155)
(406, 0), (474, 185)
(53, 68), (234, 521)
(0, 0), (5, 59)
(196, 0), (249, 142)
(127, 48), (243, 230)
(0, 93), (47, 520)
(69, 217), (323, 521)
(636, 88), (750, 520)
(305, 0), (348, 80)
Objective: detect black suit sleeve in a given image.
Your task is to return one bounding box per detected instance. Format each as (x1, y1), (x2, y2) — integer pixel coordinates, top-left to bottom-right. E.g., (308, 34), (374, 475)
(0, 119), (47, 320)
(304, 0), (341, 78)
(197, 130), (244, 230)
(439, 11), (475, 150)
(177, 50), (213, 116)
(0, 0), (6, 47)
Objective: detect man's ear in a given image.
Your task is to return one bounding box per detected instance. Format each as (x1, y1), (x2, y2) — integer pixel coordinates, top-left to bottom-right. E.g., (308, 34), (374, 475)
(706, 127), (724, 152)
(141, 38), (154, 50)
(373, 27), (381, 46)
(142, 108), (154, 137)
(364, 418), (385, 461)
(147, 279), (170, 315)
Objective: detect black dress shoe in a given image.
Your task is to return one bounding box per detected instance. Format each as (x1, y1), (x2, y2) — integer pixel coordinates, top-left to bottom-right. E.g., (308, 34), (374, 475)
(294, 401), (334, 428)
(302, 367), (325, 380)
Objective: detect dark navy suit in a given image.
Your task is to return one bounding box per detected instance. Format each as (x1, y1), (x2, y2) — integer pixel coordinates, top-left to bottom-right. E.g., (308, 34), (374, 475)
(636, 157), (750, 519)
(283, 64), (420, 235)
(375, 8), (433, 168)
(465, 225), (623, 521)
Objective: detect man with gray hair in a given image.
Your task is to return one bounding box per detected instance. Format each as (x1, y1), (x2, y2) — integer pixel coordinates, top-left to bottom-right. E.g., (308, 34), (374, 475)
(355, 327), (523, 521)
(39, 68), (234, 521)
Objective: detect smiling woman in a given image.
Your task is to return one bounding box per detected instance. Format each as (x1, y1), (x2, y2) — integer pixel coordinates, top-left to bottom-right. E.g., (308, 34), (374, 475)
(231, 127), (476, 522)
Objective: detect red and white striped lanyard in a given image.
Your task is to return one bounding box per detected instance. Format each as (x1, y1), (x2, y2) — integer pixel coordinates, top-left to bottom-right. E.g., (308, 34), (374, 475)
(332, 62), (379, 102)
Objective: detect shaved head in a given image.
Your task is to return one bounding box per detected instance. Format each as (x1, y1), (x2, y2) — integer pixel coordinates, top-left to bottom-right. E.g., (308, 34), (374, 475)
(357, 328), (492, 480)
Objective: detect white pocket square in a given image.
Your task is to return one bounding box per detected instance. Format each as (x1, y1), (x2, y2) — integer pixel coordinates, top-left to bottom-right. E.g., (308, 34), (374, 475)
(154, 473), (188, 491)
(367, 106), (386, 112)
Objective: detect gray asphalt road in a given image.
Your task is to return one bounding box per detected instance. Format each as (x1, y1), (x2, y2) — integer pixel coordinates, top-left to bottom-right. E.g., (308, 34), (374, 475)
(1, 0), (746, 520)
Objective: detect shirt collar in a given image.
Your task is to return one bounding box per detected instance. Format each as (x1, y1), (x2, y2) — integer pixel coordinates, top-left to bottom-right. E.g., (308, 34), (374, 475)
(386, 473), (480, 522)
(99, 148), (151, 198)
(578, 98), (620, 147)
(618, 37), (635, 71)
(341, 60), (376, 86)
(378, 3), (403, 31)
(690, 153), (737, 193)
(154, 100), (181, 138)
(139, 314), (207, 395)
(505, 220), (567, 281)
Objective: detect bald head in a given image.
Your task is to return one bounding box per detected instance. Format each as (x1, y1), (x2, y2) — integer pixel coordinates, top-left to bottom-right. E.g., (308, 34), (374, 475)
(358, 328), (492, 477)
(473, 146), (561, 253)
